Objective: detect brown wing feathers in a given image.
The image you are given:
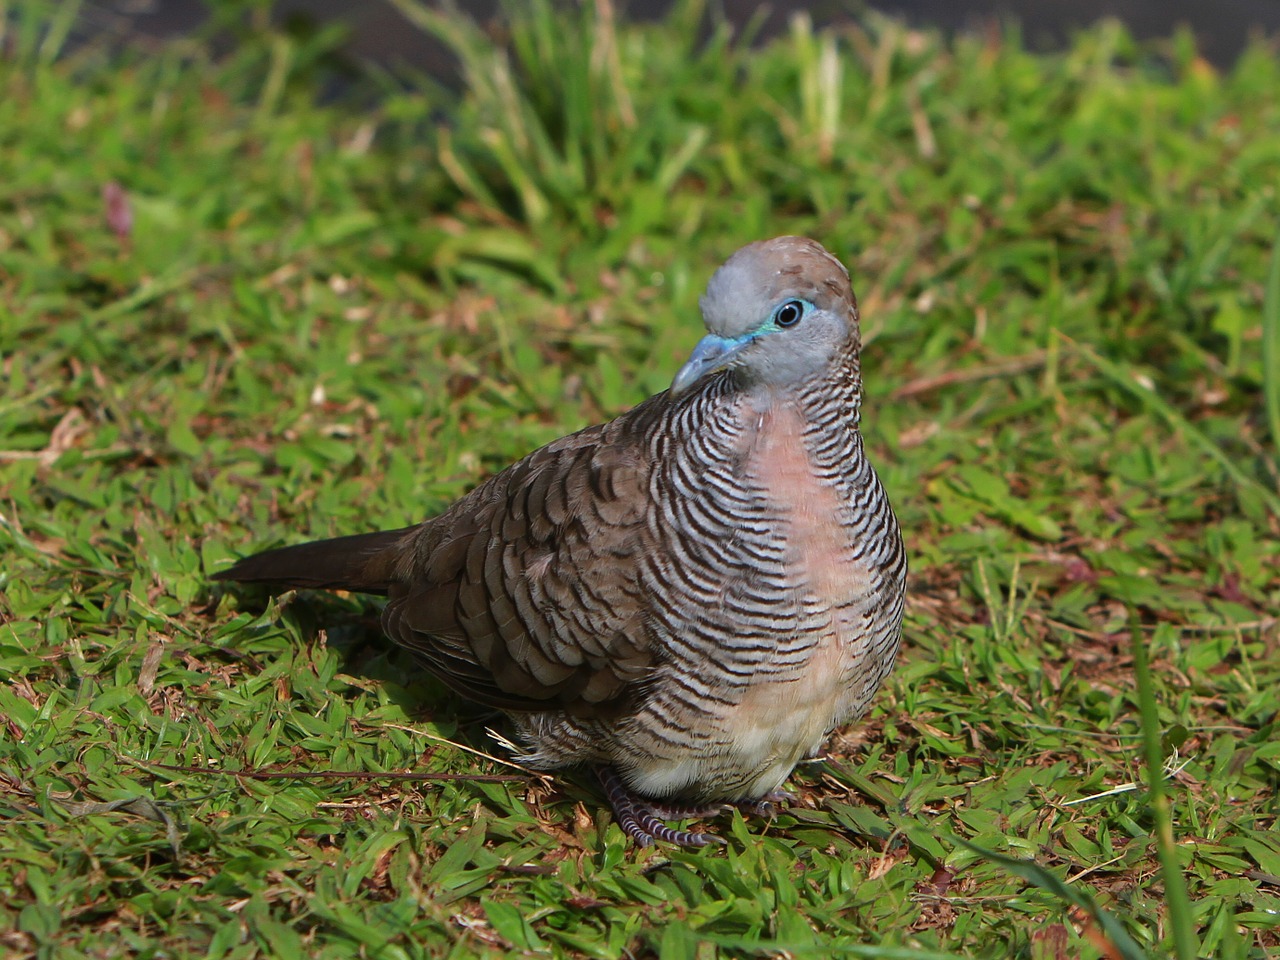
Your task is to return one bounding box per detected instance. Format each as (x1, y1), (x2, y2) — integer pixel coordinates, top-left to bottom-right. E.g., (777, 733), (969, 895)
(387, 420), (659, 716)
(214, 416), (660, 718)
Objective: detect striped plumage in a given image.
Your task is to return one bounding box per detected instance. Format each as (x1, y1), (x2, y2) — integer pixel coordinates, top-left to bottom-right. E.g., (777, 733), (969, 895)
(214, 236), (907, 846)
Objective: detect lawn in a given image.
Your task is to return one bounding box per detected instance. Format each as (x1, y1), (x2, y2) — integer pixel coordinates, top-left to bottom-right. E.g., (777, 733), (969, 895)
(1, 1), (1278, 957)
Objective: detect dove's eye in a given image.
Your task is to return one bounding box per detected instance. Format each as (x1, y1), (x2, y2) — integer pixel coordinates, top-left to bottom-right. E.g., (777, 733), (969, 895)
(774, 299), (806, 328)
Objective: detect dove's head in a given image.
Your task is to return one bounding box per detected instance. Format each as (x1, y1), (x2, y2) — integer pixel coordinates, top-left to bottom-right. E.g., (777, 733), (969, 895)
(671, 236), (860, 397)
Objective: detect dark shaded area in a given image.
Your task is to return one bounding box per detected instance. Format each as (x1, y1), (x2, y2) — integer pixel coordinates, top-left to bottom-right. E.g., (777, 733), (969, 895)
(76, 0), (1280, 74)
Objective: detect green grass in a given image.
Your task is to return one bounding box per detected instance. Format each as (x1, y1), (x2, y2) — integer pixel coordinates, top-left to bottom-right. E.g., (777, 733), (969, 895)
(2, 1), (1279, 956)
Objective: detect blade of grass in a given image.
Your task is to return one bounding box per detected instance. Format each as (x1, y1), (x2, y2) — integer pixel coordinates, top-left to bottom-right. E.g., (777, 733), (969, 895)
(1263, 228), (1280, 459)
(37, 0), (82, 64)
(1128, 611), (1199, 959)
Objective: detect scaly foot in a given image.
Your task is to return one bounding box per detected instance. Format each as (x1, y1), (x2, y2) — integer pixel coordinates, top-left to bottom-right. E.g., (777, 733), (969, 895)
(595, 767), (723, 847)
(595, 769), (792, 847)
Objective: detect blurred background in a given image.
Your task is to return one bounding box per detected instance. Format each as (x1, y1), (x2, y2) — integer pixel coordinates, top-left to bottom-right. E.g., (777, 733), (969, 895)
(73, 0), (1280, 72)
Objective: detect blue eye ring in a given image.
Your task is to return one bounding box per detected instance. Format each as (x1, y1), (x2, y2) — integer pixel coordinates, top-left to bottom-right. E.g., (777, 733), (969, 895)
(774, 299), (806, 328)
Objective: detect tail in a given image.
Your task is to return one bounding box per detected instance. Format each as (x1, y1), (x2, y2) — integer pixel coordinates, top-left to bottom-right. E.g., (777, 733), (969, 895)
(211, 527), (417, 596)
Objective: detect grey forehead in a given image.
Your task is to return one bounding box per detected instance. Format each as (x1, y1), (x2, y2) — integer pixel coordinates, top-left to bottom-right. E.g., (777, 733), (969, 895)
(699, 237), (852, 338)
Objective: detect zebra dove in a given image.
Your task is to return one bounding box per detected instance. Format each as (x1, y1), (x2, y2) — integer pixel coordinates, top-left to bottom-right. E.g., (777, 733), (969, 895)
(214, 236), (907, 846)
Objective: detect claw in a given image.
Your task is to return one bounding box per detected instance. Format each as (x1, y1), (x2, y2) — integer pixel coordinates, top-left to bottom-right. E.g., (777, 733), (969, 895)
(734, 789), (793, 819)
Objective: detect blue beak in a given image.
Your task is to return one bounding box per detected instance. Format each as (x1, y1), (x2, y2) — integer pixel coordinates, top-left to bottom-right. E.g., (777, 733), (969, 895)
(671, 334), (750, 396)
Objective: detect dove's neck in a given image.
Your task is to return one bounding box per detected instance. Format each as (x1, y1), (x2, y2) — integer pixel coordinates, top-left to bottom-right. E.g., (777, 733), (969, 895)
(745, 349), (863, 435)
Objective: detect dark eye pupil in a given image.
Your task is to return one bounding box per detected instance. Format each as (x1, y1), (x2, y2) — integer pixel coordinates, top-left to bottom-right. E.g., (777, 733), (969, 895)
(777, 301), (803, 327)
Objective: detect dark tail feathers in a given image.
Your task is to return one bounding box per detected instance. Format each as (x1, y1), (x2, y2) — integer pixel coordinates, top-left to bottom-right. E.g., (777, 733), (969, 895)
(211, 527), (416, 596)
